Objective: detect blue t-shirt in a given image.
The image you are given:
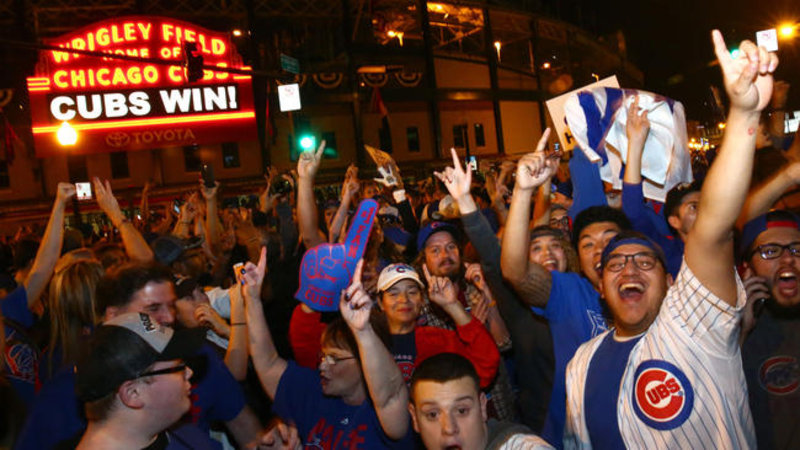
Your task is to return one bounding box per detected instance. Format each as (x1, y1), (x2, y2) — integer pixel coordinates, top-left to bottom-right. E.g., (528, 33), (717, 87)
(391, 332), (417, 383)
(273, 361), (415, 449)
(533, 271), (607, 448)
(585, 332), (642, 449)
(15, 344), (245, 450)
(1, 287), (38, 407)
(621, 182), (684, 277)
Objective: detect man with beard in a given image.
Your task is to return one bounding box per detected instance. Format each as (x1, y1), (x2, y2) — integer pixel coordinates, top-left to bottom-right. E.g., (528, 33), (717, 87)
(414, 221), (515, 420)
(564, 29), (775, 448)
(739, 210), (800, 449)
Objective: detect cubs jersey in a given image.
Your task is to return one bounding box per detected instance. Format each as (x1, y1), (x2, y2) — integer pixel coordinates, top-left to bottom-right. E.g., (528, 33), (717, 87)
(565, 261), (755, 449)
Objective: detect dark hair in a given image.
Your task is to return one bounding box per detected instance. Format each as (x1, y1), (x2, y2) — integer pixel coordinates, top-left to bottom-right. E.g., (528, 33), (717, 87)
(95, 263), (174, 318)
(84, 390), (118, 422)
(320, 312), (391, 364)
(572, 206), (631, 245)
(664, 180), (702, 220)
(409, 353), (479, 402)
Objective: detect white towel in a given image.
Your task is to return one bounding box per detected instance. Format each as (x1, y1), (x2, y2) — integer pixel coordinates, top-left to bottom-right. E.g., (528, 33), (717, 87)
(564, 87), (693, 202)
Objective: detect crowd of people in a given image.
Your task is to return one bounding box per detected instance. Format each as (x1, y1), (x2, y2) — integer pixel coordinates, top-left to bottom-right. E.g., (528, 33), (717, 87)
(0, 30), (797, 449)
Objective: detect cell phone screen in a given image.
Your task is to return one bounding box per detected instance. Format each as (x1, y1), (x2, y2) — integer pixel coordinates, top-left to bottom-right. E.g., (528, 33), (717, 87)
(75, 182), (92, 201)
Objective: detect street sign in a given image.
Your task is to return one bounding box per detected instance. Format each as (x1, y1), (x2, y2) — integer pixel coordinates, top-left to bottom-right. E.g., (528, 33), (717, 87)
(280, 54), (300, 74)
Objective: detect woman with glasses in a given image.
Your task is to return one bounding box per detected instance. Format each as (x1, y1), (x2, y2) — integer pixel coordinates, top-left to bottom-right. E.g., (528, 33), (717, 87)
(245, 249), (414, 449)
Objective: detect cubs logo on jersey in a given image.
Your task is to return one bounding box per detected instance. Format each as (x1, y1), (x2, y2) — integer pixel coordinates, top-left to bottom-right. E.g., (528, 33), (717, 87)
(632, 360), (694, 430)
(759, 356), (799, 395)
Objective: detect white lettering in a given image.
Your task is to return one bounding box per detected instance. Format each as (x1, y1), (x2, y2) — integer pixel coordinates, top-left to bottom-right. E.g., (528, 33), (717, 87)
(50, 96), (77, 121)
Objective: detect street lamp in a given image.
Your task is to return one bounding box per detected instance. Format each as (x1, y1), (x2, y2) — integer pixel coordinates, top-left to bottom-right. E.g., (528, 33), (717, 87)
(57, 121), (77, 146)
(779, 23), (796, 39)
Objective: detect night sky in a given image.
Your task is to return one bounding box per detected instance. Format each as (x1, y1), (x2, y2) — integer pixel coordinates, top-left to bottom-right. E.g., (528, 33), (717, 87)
(571, 0), (800, 122)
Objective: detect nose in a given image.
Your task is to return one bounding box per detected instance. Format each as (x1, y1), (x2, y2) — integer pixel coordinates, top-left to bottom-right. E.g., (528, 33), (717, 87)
(780, 246), (797, 264)
(185, 365), (194, 380)
(440, 412), (459, 436)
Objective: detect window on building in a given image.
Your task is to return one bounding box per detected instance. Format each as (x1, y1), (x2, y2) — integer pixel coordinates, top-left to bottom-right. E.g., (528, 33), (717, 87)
(110, 152), (130, 179)
(321, 131), (339, 158)
(453, 124), (468, 149)
(406, 127), (420, 152)
(474, 123), (486, 147)
(67, 155), (88, 183)
(183, 145), (202, 172)
(222, 142), (240, 168)
(0, 161), (9, 188)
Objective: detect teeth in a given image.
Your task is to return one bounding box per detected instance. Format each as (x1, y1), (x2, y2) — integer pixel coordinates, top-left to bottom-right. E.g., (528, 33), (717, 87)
(620, 283), (644, 292)
(779, 271), (797, 280)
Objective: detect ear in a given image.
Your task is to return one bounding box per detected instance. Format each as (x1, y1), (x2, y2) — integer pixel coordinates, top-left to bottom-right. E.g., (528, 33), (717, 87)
(479, 392), (488, 422)
(666, 215), (681, 231)
(408, 402), (420, 433)
(104, 306), (119, 322)
(118, 380), (145, 409)
(666, 273), (674, 288)
(598, 278), (605, 299)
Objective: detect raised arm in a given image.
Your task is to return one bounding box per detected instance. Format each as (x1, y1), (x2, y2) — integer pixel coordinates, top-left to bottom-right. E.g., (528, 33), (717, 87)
(737, 161), (800, 227)
(341, 259), (409, 440)
(329, 165), (359, 243)
(296, 141), (327, 249)
(500, 129), (557, 307)
(686, 30), (778, 305)
(244, 247), (288, 399)
(25, 183), (75, 307)
(201, 181), (222, 251)
(93, 178), (154, 263)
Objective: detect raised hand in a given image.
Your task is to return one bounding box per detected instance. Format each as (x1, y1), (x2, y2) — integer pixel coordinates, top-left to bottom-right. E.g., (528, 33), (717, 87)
(340, 259), (373, 332)
(515, 128), (556, 191)
(711, 29), (778, 113)
(92, 177), (125, 224)
(464, 263), (487, 293)
(195, 303), (229, 336)
(297, 140), (326, 180)
(374, 165), (399, 188)
(423, 263), (458, 309)
(626, 95), (650, 152)
(200, 180), (220, 200)
(55, 182), (76, 205)
(241, 246), (268, 303)
(434, 148), (472, 200)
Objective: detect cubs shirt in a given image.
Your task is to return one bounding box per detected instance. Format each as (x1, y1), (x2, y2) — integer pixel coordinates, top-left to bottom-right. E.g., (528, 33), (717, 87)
(565, 260), (755, 449)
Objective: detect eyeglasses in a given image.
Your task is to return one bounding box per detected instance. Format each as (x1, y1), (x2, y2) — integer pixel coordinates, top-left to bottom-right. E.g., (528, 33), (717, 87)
(319, 353), (356, 366)
(604, 252), (659, 272)
(750, 242), (800, 260)
(137, 363), (187, 379)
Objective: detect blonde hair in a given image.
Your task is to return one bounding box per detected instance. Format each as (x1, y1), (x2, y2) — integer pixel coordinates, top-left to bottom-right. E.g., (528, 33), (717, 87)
(47, 258), (104, 375)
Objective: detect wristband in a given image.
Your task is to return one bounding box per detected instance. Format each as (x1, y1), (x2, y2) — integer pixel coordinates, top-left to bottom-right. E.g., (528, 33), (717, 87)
(230, 322), (247, 326)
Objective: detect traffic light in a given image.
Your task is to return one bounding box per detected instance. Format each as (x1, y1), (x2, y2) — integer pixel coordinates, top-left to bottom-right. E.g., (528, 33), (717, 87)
(298, 134), (316, 151)
(183, 42), (204, 83)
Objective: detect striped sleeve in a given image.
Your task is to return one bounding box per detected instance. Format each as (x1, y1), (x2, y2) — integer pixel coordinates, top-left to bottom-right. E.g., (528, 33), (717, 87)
(663, 259), (746, 358)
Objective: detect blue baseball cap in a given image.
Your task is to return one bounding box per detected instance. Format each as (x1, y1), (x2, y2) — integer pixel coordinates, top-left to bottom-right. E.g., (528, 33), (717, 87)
(601, 232), (666, 270)
(739, 210), (800, 261)
(416, 221), (459, 252)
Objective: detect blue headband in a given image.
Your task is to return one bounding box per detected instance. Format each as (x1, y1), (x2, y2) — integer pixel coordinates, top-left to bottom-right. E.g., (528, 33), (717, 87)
(601, 236), (666, 270)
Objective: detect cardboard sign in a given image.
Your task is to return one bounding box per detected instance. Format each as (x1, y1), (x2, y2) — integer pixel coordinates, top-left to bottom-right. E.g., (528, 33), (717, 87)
(295, 199), (378, 312)
(545, 76), (619, 153)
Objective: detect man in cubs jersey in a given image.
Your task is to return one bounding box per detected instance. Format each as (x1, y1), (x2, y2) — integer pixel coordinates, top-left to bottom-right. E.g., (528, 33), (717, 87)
(564, 30), (777, 449)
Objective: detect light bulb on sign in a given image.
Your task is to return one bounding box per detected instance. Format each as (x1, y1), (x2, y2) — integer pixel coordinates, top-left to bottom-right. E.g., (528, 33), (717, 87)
(57, 121), (77, 146)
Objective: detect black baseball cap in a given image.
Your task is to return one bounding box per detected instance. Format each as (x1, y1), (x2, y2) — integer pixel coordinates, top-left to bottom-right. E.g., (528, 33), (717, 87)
(76, 312), (203, 402)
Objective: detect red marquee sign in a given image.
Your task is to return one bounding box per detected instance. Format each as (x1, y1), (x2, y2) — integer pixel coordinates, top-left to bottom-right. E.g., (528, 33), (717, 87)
(27, 16), (257, 157)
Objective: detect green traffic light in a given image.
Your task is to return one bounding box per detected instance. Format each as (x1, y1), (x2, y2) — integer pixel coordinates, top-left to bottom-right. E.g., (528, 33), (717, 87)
(299, 135), (315, 151)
